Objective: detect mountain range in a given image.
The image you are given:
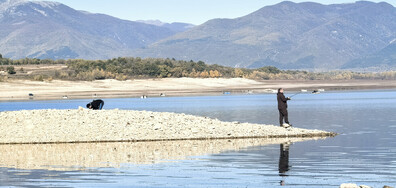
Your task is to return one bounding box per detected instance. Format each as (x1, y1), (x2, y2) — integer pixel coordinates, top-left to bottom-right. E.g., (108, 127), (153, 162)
(133, 1), (396, 70)
(0, 0), (395, 70)
(0, 0), (192, 60)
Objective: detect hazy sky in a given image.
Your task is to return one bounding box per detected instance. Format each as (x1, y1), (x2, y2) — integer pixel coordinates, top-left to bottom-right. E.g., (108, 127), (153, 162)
(37, 0), (396, 25)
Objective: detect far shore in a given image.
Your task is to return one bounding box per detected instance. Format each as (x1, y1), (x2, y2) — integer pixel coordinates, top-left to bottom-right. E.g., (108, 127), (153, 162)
(1, 78), (396, 101)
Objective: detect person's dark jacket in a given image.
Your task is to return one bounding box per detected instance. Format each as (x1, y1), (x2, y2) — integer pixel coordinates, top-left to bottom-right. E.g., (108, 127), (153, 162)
(277, 92), (290, 110)
(89, 99), (104, 110)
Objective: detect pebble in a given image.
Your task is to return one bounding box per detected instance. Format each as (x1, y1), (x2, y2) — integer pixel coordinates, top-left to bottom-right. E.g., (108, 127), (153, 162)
(340, 184), (359, 188)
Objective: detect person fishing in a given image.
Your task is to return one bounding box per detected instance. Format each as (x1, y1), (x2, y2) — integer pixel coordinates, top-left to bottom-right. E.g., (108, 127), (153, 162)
(86, 99), (104, 110)
(277, 88), (292, 128)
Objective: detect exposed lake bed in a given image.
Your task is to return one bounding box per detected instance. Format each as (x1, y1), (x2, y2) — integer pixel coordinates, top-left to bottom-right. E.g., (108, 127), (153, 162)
(0, 109), (334, 144)
(2, 78), (396, 101)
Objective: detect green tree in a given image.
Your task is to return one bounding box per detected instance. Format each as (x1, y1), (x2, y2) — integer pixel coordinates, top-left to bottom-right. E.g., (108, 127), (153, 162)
(257, 66), (281, 74)
(6, 66), (16, 74)
(158, 65), (171, 78)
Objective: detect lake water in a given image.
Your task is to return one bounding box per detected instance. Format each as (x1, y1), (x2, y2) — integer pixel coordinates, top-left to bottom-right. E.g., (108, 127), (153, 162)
(1, 90), (396, 187)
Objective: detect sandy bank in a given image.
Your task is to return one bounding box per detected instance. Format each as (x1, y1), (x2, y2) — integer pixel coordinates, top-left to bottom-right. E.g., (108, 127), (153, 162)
(1, 78), (395, 101)
(0, 137), (325, 170)
(0, 109), (335, 144)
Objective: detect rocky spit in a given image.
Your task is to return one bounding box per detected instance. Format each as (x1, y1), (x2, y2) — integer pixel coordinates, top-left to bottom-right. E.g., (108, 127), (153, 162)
(0, 108), (336, 144)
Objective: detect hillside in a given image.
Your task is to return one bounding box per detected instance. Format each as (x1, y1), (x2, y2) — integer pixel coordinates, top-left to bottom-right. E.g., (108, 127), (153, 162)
(133, 1), (396, 69)
(0, 0), (183, 60)
(343, 41), (396, 69)
(1, 1), (395, 70)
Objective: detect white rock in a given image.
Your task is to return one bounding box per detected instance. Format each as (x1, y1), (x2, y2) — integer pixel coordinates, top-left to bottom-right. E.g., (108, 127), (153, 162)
(340, 183), (359, 188)
(191, 128), (199, 134)
(153, 124), (161, 130)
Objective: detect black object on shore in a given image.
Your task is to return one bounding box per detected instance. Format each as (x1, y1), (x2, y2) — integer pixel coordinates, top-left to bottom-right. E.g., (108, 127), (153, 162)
(312, 90), (320, 94)
(86, 99), (104, 110)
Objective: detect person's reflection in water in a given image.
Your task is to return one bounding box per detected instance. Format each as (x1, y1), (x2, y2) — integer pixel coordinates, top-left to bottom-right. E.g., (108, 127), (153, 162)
(279, 142), (291, 186)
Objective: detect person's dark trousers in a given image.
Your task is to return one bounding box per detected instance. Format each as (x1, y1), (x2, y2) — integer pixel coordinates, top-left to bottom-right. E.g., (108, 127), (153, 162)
(279, 108), (289, 126)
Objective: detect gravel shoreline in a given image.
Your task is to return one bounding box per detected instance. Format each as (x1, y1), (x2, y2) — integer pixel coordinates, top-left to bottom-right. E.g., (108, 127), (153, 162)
(0, 109), (336, 144)
(1, 78), (395, 101)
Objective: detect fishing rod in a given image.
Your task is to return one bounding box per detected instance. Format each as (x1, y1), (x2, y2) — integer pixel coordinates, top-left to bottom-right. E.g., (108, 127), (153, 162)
(289, 89), (321, 98)
(289, 91), (303, 98)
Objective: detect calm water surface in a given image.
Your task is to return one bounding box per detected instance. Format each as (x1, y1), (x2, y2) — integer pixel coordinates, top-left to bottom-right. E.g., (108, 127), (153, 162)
(1, 90), (396, 187)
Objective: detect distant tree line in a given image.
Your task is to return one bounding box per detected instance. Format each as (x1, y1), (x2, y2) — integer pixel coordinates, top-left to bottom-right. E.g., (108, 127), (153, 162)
(1, 54), (396, 81)
(65, 57), (233, 80)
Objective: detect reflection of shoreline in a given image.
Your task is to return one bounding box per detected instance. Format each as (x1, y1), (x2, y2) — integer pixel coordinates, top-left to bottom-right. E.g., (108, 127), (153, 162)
(0, 137), (326, 171)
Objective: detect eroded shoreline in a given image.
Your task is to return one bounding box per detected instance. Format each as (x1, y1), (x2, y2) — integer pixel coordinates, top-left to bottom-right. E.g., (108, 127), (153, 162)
(0, 109), (336, 144)
(1, 78), (395, 101)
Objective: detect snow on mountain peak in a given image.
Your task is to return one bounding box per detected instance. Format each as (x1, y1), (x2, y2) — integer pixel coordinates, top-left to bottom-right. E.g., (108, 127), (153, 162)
(1, 0), (60, 11)
(0, 0), (61, 18)
(0, 0), (27, 7)
(32, 1), (61, 8)
(136, 20), (166, 26)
